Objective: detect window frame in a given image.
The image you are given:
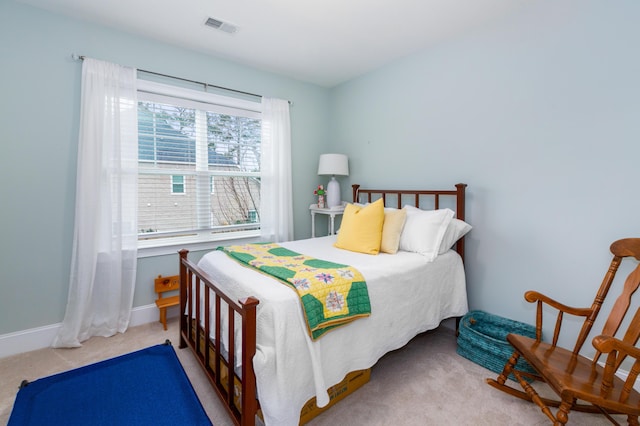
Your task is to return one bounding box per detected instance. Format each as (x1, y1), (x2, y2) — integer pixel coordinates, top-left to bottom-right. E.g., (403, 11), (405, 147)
(136, 80), (263, 257)
(171, 175), (185, 194)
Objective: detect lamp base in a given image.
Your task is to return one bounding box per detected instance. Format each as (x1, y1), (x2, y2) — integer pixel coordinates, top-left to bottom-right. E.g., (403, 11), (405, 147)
(326, 177), (341, 208)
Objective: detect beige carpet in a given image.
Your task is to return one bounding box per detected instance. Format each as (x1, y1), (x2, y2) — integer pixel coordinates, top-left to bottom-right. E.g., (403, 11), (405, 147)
(0, 319), (621, 425)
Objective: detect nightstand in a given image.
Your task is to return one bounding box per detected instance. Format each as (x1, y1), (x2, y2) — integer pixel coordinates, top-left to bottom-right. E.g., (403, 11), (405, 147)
(309, 203), (345, 237)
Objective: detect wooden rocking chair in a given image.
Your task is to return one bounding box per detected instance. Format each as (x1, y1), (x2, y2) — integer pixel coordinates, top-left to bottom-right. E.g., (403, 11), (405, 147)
(487, 238), (640, 425)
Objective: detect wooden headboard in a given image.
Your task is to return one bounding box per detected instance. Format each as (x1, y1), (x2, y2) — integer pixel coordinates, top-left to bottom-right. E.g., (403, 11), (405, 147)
(352, 183), (467, 262)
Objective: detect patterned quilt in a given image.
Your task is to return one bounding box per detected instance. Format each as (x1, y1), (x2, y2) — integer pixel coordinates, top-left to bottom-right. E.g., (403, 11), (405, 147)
(217, 243), (371, 339)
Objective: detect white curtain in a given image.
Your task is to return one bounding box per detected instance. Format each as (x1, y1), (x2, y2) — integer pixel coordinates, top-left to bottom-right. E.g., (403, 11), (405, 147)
(52, 58), (138, 348)
(260, 98), (293, 242)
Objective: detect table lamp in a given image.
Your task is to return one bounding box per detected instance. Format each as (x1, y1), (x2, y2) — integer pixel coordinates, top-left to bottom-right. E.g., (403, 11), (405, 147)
(317, 153), (349, 208)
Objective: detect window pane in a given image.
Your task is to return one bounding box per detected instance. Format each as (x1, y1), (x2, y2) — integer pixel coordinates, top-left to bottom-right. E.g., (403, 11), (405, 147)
(210, 176), (261, 226)
(139, 173), (260, 235)
(207, 113), (260, 172)
(139, 102), (195, 164)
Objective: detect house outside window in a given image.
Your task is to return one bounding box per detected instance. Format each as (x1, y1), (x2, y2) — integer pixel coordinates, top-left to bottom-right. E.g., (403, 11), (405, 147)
(137, 80), (262, 248)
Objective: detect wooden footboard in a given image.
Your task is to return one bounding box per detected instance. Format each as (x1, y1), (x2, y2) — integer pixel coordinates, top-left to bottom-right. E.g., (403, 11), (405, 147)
(178, 249), (259, 426)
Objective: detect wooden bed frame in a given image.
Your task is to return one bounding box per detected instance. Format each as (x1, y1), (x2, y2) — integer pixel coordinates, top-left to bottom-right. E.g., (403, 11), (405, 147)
(178, 183), (467, 426)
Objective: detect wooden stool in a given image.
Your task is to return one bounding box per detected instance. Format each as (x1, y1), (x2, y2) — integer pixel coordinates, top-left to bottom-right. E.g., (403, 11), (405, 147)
(154, 275), (180, 330)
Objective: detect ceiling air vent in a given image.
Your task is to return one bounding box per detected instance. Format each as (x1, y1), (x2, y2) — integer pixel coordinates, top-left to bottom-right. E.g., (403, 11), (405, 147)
(205, 17), (238, 34)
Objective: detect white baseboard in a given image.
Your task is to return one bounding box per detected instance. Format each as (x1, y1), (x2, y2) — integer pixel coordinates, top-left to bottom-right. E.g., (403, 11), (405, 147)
(0, 323), (61, 359)
(129, 303), (162, 328)
(0, 304), (178, 359)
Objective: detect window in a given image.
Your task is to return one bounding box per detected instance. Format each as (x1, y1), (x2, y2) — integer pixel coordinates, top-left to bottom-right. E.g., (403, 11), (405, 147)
(171, 175), (185, 194)
(248, 209), (258, 223)
(137, 80), (262, 248)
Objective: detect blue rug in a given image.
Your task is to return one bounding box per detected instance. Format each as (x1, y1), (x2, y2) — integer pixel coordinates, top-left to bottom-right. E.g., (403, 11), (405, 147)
(8, 341), (212, 426)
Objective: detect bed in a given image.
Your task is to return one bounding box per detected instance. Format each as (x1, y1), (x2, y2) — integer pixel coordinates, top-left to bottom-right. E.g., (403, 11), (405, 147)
(178, 183), (469, 426)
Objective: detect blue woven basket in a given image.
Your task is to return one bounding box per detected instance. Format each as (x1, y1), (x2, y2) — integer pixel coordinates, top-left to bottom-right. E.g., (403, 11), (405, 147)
(456, 310), (538, 380)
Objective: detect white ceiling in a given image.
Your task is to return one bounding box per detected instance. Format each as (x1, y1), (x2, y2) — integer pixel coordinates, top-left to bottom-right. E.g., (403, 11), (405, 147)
(18, 0), (531, 87)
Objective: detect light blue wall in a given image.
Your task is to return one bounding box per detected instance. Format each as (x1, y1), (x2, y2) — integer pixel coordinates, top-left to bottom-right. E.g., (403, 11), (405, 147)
(3, 0), (639, 349)
(329, 0), (640, 344)
(0, 2), (329, 335)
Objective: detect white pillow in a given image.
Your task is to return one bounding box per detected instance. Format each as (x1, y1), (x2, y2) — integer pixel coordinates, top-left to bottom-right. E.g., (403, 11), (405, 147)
(399, 206), (454, 261)
(439, 218), (472, 254)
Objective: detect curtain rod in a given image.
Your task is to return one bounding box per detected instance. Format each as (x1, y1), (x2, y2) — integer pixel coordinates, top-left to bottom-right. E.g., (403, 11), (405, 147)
(71, 54), (292, 105)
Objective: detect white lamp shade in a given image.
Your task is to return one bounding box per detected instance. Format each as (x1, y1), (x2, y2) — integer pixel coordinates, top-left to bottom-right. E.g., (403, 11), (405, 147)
(317, 154), (349, 177)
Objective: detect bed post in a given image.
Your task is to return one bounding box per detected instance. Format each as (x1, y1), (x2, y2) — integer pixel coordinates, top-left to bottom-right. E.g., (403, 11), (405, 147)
(178, 249), (189, 349)
(454, 183), (467, 263)
(352, 184), (360, 202)
(454, 183), (467, 335)
(240, 296), (259, 426)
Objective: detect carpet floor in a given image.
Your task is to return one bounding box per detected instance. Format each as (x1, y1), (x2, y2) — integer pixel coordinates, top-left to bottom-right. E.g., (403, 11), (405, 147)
(0, 319), (622, 425)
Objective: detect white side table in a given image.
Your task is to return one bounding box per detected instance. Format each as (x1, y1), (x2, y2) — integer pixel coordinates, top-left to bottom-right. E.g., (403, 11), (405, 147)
(309, 203), (345, 237)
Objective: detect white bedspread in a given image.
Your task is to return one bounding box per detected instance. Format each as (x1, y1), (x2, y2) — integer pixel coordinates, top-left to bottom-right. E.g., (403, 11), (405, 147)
(196, 235), (468, 426)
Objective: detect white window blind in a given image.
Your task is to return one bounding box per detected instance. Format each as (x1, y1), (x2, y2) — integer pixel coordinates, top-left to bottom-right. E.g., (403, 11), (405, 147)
(137, 80), (262, 245)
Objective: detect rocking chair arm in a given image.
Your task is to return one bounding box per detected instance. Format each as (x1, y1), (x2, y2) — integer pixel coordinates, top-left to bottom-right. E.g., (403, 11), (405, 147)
(593, 335), (640, 360)
(524, 291), (593, 317)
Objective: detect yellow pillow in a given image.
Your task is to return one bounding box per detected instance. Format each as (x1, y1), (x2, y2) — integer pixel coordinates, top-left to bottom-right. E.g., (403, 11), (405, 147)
(380, 208), (407, 254)
(334, 198), (384, 255)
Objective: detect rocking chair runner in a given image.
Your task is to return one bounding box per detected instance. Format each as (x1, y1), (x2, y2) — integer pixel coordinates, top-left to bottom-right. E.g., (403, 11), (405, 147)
(487, 238), (640, 426)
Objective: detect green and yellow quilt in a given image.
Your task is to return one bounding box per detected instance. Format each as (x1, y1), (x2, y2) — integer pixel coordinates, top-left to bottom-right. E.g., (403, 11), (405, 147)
(217, 243), (371, 339)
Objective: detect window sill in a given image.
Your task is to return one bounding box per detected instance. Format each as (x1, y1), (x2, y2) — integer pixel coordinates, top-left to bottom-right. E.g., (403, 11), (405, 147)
(137, 230), (261, 258)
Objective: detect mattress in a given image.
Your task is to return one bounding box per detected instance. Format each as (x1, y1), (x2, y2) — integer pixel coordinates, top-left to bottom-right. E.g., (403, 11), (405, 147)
(196, 235), (468, 425)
